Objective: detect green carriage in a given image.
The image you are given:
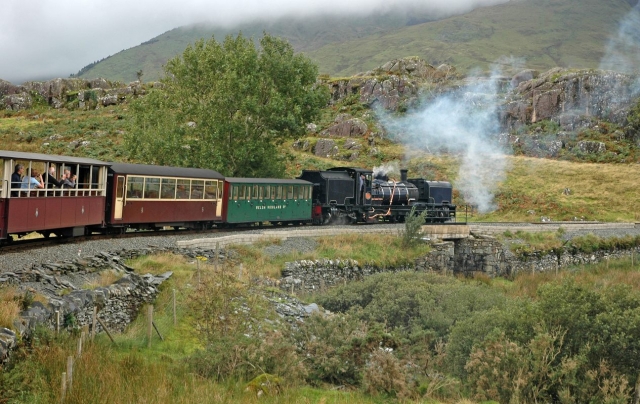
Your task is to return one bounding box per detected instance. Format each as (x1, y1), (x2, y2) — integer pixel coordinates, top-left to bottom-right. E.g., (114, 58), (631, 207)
(223, 178), (313, 225)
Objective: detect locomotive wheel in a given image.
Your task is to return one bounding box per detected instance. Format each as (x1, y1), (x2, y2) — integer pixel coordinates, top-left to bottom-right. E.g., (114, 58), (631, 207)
(323, 213), (332, 225)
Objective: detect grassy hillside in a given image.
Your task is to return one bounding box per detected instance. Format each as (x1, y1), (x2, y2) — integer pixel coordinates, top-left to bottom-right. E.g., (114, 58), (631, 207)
(75, 10), (434, 83)
(308, 0), (634, 76)
(76, 0), (634, 82)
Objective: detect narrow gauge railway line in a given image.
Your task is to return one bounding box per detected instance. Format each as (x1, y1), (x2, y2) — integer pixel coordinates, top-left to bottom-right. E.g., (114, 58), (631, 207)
(3, 221), (639, 272)
(2, 221), (637, 255)
(0, 223), (288, 256)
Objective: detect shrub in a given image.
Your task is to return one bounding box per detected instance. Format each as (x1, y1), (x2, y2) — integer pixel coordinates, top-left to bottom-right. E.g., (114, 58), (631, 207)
(362, 349), (412, 399)
(402, 206), (427, 247)
(293, 313), (385, 386)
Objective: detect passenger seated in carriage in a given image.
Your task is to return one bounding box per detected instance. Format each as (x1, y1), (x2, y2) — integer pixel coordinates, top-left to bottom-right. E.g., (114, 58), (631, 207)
(21, 169), (44, 192)
(11, 164), (24, 197)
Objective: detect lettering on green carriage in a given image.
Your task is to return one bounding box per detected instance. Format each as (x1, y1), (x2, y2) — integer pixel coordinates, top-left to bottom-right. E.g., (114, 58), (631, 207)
(255, 205), (285, 210)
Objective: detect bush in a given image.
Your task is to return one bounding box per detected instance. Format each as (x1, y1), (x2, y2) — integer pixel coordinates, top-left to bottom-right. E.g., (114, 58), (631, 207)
(362, 349), (412, 399)
(292, 314), (398, 387)
(402, 206), (427, 247)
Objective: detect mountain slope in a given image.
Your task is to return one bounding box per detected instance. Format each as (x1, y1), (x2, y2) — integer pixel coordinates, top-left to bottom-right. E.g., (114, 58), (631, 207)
(308, 0), (635, 75)
(75, 9), (437, 83)
(77, 0), (635, 82)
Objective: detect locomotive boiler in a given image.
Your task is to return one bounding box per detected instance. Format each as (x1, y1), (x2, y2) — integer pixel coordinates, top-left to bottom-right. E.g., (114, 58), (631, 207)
(298, 167), (456, 224)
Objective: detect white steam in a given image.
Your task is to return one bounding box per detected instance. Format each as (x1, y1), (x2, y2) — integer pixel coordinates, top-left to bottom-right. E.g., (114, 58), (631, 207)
(599, 4), (640, 93)
(373, 162), (400, 180)
(378, 70), (508, 213)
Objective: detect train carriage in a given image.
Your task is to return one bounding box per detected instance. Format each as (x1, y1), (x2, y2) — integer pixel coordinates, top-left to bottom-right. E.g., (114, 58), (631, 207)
(223, 178), (313, 225)
(105, 163), (225, 231)
(0, 151), (108, 242)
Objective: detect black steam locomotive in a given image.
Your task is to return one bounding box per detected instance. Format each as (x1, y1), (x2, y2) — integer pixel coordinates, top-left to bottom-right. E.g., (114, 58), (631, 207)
(298, 167), (456, 224)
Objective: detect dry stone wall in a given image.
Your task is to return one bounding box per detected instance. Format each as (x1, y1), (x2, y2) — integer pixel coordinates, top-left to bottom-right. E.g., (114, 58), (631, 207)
(278, 236), (640, 293)
(0, 246), (227, 366)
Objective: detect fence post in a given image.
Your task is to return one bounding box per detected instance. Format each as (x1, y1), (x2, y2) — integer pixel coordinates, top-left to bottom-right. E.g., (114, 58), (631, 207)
(55, 310), (60, 335)
(147, 305), (153, 348)
(96, 317), (116, 345)
(91, 306), (97, 341)
(77, 333), (83, 357)
(66, 356), (73, 391)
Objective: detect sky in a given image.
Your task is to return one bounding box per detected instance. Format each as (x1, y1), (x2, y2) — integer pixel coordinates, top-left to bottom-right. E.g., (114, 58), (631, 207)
(1, 0), (511, 84)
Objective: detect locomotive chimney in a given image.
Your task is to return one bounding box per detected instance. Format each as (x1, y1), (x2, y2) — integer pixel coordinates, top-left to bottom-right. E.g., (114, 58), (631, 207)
(400, 169), (408, 182)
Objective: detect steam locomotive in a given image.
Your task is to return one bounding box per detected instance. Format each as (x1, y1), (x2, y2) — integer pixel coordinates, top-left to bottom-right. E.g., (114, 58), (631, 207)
(298, 167), (456, 224)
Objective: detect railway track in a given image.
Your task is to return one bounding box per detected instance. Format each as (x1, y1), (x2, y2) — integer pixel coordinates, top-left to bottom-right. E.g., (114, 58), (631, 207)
(0, 226), (251, 255)
(2, 221), (637, 255)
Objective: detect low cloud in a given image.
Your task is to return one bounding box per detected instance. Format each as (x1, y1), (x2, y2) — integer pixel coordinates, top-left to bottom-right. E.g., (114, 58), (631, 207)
(0, 0), (510, 84)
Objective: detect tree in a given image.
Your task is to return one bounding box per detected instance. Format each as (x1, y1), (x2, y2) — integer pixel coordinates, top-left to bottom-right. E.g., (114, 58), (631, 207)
(127, 33), (328, 177)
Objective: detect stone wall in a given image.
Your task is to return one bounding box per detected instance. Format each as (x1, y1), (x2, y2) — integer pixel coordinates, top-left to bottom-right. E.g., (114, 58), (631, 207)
(278, 236), (640, 293)
(0, 247), (227, 366)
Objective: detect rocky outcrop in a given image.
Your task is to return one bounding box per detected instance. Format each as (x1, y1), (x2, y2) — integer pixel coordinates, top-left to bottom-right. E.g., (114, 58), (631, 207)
(313, 139), (338, 157)
(324, 57), (455, 112)
(502, 68), (640, 130)
(320, 114), (368, 137)
(2, 77), (147, 110)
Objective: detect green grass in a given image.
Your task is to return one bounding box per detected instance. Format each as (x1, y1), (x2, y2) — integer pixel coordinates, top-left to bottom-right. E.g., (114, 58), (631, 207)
(0, 106), (130, 161)
(230, 233), (431, 279)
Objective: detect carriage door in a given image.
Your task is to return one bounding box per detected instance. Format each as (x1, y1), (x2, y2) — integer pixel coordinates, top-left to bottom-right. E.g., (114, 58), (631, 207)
(114, 175), (125, 220)
(215, 181), (223, 217)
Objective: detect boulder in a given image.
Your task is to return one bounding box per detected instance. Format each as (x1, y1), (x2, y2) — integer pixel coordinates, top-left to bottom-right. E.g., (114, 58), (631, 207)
(0, 79), (23, 97)
(321, 117), (368, 137)
(314, 139), (338, 157)
(577, 141), (606, 154)
(3, 92), (33, 110)
(510, 69), (539, 88)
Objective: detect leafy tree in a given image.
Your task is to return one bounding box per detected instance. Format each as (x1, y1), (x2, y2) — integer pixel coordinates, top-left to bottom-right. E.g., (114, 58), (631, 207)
(127, 33), (328, 177)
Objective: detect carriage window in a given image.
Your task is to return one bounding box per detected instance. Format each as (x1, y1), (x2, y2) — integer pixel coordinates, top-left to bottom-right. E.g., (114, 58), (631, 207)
(238, 185), (245, 200)
(176, 179), (190, 199)
(204, 181), (217, 200)
(161, 178), (176, 199)
(270, 186), (276, 199)
(263, 186), (270, 199)
(287, 186), (294, 200)
(144, 177), (160, 199)
(230, 185), (236, 200)
(127, 177), (144, 198)
(190, 180), (204, 199)
(0, 160), (4, 192)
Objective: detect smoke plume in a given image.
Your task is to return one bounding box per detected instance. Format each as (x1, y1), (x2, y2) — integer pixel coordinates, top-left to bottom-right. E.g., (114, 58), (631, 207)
(378, 69), (508, 213)
(599, 4), (640, 92)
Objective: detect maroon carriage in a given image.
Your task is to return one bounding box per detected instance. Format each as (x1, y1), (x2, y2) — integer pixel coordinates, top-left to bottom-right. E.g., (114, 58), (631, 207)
(105, 163), (225, 231)
(0, 150), (108, 243)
